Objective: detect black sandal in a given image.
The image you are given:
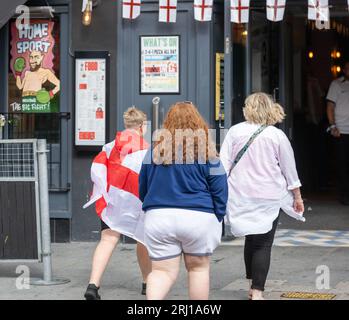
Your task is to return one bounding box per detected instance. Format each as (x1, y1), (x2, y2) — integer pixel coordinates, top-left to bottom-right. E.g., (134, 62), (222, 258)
(84, 284), (101, 300)
(141, 283), (147, 296)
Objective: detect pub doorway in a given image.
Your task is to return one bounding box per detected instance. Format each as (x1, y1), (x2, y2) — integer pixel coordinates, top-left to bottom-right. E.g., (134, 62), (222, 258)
(239, 4), (349, 230)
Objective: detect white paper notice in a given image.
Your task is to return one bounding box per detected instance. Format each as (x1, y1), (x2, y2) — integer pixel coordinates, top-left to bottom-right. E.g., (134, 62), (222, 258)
(75, 58), (106, 146)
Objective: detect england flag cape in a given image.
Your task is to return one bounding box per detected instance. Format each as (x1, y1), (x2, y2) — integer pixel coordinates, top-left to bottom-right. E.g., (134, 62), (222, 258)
(83, 130), (149, 244)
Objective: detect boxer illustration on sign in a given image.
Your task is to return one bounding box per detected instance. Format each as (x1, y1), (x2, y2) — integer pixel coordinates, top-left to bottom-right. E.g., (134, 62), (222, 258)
(14, 50), (60, 104)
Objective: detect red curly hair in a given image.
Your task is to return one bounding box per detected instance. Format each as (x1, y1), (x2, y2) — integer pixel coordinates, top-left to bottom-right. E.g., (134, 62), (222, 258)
(153, 102), (217, 165)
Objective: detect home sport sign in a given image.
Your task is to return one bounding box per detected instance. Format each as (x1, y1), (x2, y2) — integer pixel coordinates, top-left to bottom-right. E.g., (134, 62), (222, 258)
(9, 20), (60, 113)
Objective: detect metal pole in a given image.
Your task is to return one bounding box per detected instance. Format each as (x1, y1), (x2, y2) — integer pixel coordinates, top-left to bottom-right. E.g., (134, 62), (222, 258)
(152, 97), (160, 133)
(224, 0), (233, 129)
(37, 139), (52, 282)
(30, 139), (70, 286)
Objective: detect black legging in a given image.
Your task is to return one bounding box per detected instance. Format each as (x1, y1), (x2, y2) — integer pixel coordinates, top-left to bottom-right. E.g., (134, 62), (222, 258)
(244, 216), (279, 291)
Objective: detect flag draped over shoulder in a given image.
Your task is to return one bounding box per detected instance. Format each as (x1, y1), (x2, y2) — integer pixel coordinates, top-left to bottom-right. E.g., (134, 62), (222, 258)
(83, 130), (149, 244)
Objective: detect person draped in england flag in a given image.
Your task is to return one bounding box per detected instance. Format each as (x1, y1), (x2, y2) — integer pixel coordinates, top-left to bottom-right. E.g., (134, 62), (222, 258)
(83, 107), (151, 300)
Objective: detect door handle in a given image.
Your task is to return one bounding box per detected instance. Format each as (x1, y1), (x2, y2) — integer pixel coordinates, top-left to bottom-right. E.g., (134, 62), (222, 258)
(273, 87), (279, 102)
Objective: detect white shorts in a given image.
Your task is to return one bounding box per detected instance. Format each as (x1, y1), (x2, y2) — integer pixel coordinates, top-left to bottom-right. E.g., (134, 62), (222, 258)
(144, 208), (222, 261)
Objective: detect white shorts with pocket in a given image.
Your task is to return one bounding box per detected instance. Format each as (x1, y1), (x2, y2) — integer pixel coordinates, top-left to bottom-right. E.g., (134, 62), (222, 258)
(144, 208), (222, 261)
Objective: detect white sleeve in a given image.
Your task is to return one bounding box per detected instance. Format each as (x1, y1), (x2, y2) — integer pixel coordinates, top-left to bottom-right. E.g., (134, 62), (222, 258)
(220, 129), (234, 176)
(278, 133), (302, 190)
(326, 81), (340, 104)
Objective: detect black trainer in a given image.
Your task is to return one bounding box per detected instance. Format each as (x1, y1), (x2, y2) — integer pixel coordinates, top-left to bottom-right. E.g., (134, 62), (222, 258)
(84, 284), (101, 300)
(141, 283), (147, 296)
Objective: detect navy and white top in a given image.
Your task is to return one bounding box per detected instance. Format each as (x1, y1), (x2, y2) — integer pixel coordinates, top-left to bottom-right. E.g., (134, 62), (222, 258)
(138, 151), (228, 222)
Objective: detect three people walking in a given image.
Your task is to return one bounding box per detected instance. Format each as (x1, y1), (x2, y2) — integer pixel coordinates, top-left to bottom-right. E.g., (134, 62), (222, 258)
(85, 93), (304, 300)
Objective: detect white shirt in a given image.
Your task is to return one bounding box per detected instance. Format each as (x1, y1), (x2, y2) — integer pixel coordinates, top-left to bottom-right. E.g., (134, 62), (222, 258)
(326, 76), (349, 134)
(220, 122), (305, 237)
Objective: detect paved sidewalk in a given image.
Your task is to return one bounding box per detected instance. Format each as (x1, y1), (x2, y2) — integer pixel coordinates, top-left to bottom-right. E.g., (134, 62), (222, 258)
(0, 242), (348, 300)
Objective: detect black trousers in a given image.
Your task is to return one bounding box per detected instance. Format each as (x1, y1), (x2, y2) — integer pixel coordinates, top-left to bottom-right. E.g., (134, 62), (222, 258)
(244, 216), (279, 291)
(335, 134), (349, 201)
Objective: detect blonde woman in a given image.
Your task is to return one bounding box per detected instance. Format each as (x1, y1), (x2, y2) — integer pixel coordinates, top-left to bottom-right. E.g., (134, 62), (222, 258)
(220, 93), (305, 300)
(139, 102), (228, 300)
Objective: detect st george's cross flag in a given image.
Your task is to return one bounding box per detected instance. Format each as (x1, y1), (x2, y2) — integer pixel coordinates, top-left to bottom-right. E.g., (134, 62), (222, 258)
(122, 0), (141, 20)
(308, 0), (329, 21)
(83, 130), (149, 244)
(266, 0), (286, 22)
(159, 0), (178, 23)
(194, 0), (213, 22)
(230, 0), (251, 24)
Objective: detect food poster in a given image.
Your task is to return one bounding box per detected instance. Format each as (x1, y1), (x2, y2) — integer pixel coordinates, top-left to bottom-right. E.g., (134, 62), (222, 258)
(75, 58), (106, 146)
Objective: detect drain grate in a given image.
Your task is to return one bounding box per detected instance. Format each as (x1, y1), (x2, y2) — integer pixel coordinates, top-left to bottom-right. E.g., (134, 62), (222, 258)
(281, 292), (336, 300)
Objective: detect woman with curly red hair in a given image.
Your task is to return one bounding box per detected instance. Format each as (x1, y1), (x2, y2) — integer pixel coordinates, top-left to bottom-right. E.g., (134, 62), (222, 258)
(139, 102), (228, 300)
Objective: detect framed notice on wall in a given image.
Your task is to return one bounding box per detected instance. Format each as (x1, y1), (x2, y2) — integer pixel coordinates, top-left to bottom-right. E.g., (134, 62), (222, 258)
(140, 35), (180, 94)
(75, 52), (109, 147)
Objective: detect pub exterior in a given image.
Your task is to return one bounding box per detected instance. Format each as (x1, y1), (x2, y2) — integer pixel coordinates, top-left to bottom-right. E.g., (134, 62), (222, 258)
(0, 0), (348, 243)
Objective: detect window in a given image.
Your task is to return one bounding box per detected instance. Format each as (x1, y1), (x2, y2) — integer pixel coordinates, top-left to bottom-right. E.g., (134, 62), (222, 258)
(7, 18), (61, 143)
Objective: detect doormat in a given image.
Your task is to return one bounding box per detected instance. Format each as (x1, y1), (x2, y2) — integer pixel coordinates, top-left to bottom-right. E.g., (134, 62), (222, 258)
(281, 292), (336, 300)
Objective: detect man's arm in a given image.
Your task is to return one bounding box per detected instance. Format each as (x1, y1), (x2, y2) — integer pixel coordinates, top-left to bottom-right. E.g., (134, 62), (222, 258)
(326, 100), (340, 137)
(46, 70), (60, 96)
(16, 74), (24, 90)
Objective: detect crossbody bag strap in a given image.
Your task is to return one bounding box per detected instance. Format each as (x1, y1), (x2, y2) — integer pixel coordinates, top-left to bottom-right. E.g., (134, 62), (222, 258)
(228, 125), (268, 178)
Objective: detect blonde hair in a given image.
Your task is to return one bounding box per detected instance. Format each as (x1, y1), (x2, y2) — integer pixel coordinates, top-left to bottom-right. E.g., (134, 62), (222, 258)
(153, 102), (217, 165)
(123, 106), (147, 129)
(243, 92), (285, 126)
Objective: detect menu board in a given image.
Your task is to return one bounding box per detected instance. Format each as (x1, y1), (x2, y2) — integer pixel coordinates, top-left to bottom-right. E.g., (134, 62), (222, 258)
(140, 36), (180, 94)
(75, 57), (106, 146)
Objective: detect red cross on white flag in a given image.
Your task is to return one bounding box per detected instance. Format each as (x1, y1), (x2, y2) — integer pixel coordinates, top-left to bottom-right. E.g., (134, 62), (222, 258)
(266, 0), (286, 22)
(308, 0), (329, 22)
(230, 0), (250, 24)
(122, 0), (141, 20)
(159, 0), (178, 23)
(194, 0), (213, 22)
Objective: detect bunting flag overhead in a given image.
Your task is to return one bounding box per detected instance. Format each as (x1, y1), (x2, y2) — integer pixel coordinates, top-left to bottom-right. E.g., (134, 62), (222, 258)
(119, 0), (348, 25)
(194, 0), (213, 22)
(266, 0), (286, 22)
(159, 0), (178, 23)
(122, 0), (141, 20)
(230, 0), (251, 24)
(308, 0), (329, 21)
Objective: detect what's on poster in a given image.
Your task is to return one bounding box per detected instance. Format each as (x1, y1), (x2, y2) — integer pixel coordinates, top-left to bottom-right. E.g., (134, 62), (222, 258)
(9, 20), (60, 113)
(140, 36), (180, 94)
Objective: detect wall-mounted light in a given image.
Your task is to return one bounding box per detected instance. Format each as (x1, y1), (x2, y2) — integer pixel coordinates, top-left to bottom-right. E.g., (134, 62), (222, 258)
(331, 50), (341, 59)
(82, 0), (93, 26)
(241, 30), (248, 37)
(331, 65), (341, 76)
(308, 51), (314, 59)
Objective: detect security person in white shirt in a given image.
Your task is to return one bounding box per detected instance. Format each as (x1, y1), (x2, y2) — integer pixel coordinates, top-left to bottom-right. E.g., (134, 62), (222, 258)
(326, 61), (349, 205)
